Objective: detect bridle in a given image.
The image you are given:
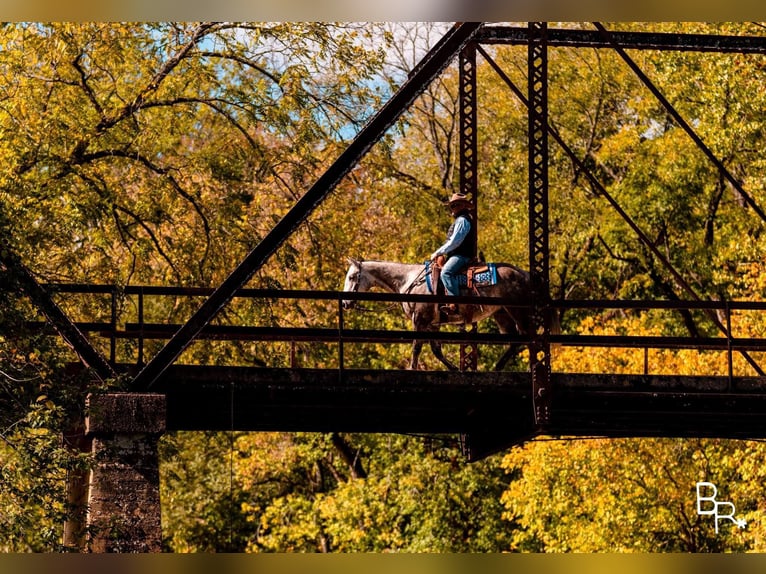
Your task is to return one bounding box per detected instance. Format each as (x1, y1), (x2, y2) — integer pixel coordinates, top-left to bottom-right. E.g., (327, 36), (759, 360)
(342, 260), (362, 310)
(348, 261), (385, 313)
(345, 259), (429, 315)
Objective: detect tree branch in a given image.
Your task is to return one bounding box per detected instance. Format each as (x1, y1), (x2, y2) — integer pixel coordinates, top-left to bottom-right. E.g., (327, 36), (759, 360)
(72, 52), (105, 122)
(330, 433), (366, 479)
(96, 22), (218, 133)
(113, 203), (181, 280)
(77, 147), (212, 272)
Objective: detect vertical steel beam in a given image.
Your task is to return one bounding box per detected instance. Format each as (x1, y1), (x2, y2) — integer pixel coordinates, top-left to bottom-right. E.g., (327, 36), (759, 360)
(527, 22), (552, 427)
(459, 42), (479, 372)
(459, 42), (479, 257)
(478, 43), (764, 377)
(133, 22), (483, 390)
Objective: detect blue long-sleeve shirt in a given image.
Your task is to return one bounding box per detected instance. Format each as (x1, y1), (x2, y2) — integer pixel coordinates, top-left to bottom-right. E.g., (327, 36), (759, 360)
(431, 215), (471, 259)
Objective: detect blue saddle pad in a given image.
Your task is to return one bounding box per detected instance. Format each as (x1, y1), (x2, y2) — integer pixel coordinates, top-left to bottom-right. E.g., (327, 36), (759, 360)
(425, 261), (498, 294)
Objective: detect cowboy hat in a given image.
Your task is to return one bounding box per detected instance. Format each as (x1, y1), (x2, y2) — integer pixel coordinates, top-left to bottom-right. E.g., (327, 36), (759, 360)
(446, 192), (472, 206)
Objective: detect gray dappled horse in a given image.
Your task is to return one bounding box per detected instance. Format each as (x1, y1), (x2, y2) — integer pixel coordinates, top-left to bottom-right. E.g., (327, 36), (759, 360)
(341, 258), (539, 370)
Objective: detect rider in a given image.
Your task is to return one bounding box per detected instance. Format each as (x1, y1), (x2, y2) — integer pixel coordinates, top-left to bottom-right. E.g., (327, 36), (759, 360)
(430, 192), (476, 313)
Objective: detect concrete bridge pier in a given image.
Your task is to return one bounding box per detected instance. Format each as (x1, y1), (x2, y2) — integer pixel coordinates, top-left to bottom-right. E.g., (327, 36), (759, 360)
(84, 392), (166, 552)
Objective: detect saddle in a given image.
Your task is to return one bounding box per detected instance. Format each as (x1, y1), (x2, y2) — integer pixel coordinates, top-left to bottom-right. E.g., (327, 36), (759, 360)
(428, 255), (496, 324)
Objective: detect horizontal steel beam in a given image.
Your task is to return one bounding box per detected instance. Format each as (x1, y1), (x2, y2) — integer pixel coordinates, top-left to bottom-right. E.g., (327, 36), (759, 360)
(43, 283), (766, 311)
(477, 26), (766, 54)
(155, 366), (532, 435)
(111, 322), (766, 351)
(140, 366), (766, 459)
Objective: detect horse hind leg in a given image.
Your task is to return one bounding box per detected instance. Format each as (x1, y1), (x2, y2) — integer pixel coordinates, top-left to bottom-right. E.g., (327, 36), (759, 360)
(429, 340), (458, 371)
(410, 329), (458, 371)
(492, 307), (524, 371)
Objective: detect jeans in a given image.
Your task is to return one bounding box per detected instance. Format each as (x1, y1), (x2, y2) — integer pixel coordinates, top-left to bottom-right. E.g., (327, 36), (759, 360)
(441, 254), (470, 296)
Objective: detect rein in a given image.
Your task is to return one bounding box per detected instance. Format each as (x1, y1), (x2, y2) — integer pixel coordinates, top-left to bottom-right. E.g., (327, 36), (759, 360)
(349, 261), (429, 314)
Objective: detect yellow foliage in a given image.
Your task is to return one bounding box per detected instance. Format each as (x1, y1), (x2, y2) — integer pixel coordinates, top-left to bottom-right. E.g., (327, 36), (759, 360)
(509, 306), (766, 551)
(554, 310), (766, 378)
(502, 436), (766, 551)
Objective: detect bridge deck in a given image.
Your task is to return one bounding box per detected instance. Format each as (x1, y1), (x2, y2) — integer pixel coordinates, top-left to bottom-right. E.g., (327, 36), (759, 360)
(148, 366), (766, 460)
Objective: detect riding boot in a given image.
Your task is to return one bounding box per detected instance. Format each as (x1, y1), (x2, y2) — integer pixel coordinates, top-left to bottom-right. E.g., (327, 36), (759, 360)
(431, 306), (451, 326)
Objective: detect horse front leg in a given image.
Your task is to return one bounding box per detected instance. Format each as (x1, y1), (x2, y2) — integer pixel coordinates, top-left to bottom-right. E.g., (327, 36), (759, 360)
(420, 322), (458, 371)
(493, 344), (523, 371)
(410, 339), (424, 370)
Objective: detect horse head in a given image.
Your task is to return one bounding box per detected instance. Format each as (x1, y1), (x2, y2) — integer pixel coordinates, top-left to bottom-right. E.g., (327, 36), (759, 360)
(342, 257), (365, 309)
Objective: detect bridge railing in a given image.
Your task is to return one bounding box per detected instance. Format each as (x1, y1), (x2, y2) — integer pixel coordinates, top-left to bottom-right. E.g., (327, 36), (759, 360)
(33, 284), (766, 376)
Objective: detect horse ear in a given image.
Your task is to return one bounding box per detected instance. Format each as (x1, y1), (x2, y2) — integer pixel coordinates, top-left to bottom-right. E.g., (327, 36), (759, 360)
(347, 257), (362, 268)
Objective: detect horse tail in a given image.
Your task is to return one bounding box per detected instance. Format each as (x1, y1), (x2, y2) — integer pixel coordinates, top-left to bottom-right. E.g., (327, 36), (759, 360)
(548, 307), (561, 353)
(549, 307), (561, 336)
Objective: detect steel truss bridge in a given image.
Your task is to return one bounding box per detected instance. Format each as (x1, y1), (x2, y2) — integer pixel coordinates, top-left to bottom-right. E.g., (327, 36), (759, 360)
(5, 23), (766, 461)
(32, 283), (766, 461)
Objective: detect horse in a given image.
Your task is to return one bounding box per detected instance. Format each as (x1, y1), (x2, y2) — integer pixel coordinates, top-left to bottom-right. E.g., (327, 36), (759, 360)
(341, 258), (544, 371)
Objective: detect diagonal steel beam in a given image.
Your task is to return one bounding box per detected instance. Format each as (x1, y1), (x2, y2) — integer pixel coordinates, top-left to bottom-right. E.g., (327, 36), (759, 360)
(132, 22), (484, 390)
(592, 22), (766, 224)
(477, 45), (765, 377)
(0, 246), (117, 381)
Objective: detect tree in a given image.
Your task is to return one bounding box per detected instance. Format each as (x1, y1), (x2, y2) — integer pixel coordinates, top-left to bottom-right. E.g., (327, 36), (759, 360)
(4, 22), (766, 553)
(0, 256), (94, 551)
(0, 22), (388, 287)
(500, 289), (766, 551)
(232, 432), (512, 552)
(501, 436), (765, 552)
(0, 21), (392, 549)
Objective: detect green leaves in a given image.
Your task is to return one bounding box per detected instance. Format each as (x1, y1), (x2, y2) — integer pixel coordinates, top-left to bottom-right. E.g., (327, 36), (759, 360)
(230, 433), (511, 552)
(502, 437), (762, 552)
(0, 23), (388, 286)
(3, 22), (766, 553)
